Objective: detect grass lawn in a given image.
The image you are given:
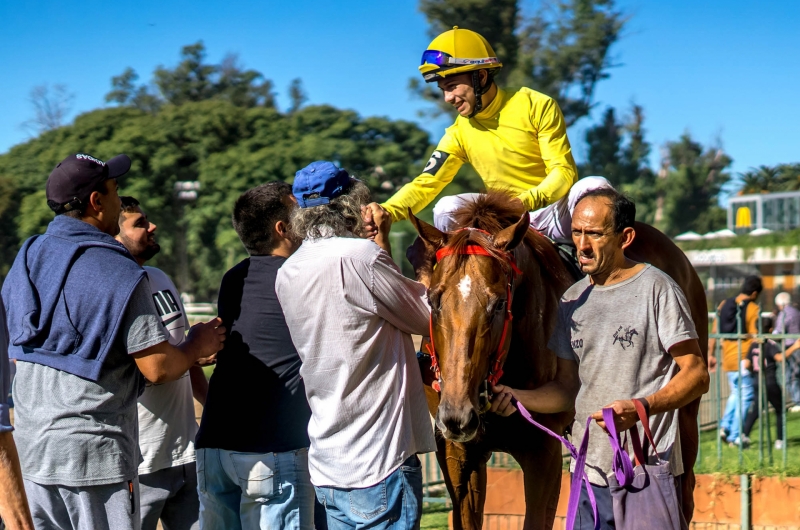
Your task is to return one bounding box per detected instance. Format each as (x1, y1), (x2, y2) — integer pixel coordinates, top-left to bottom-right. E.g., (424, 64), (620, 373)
(694, 408), (800, 476)
(421, 504), (451, 530)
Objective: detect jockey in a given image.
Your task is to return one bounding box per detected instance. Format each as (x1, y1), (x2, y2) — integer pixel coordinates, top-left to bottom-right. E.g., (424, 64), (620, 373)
(381, 26), (611, 243)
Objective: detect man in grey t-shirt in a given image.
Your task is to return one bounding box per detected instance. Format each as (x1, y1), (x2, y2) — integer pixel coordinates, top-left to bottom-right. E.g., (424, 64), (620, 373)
(490, 189), (709, 529)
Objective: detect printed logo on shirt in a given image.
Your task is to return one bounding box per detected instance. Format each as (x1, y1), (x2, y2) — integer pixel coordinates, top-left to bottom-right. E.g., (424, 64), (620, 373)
(423, 150), (450, 175)
(571, 338), (583, 349)
(612, 326), (638, 350)
(152, 290), (184, 331)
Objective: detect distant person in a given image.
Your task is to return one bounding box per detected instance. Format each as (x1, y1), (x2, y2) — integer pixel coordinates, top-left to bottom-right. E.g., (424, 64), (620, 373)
(117, 196), (208, 530)
(774, 292), (800, 411)
(741, 317), (785, 449)
(276, 162), (435, 529)
(1, 153), (224, 530)
(195, 182), (315, 530)
(0, 302), (34, 530)
(711, 276), (762, 445)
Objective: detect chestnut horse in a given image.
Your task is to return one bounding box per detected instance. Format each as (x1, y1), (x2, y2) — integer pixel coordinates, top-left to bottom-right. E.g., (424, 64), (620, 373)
(408, 192), (707, 529)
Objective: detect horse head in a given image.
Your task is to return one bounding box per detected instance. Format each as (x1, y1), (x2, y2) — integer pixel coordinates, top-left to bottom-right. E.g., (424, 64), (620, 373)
(408, 195), (531, 442)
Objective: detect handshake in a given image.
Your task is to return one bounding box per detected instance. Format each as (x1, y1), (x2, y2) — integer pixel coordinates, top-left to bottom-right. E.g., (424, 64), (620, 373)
(361, 202), (392, 240)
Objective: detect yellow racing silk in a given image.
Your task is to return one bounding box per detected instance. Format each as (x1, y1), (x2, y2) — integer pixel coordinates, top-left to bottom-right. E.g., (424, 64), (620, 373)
(383, 87), (578, 222)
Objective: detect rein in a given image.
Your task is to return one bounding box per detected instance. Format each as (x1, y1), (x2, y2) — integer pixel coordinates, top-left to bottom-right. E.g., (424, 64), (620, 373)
(425, 229), (522, 396)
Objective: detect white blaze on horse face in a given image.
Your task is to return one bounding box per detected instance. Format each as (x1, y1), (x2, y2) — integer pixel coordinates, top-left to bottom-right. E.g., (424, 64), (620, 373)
(458, 275), (472, 302)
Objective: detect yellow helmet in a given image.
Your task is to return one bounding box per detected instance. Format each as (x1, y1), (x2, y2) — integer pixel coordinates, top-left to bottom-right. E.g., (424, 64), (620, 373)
(419, 27), (503, 83)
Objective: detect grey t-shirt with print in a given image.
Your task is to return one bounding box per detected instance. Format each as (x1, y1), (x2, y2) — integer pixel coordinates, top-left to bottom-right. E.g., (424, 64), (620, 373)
(13, 278), (169, 487)
(548, 264), (698, 486)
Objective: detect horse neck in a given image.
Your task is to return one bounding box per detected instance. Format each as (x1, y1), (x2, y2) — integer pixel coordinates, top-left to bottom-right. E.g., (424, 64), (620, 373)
(506, 242), (562, 389)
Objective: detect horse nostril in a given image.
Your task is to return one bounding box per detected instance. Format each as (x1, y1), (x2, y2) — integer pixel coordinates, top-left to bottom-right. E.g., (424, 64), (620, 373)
(462, 409), (480, 433)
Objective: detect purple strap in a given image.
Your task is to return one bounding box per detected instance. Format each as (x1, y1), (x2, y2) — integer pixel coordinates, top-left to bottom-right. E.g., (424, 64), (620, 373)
(602, 408), (635, 487)
(512, 398), (598, 530)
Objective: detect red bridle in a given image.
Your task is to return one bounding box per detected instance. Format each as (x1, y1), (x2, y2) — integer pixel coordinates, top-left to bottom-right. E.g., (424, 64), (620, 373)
(426, 235), (522, 393)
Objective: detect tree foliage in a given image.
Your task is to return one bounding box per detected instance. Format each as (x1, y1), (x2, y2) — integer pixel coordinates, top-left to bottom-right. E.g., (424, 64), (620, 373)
(580, 104), (656, 223)
(737, 163), (800, 194)
(578, 104), (735, 235)
(412, 0), (624, 125)
(22, 84), (75, 134)
(105, 42), (276, 113)
(0, 45), (432, 298)
(655, 134), (732, 236)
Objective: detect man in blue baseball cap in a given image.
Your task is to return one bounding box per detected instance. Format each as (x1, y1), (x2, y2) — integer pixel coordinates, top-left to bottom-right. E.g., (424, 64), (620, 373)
(276, 161), (435, 530)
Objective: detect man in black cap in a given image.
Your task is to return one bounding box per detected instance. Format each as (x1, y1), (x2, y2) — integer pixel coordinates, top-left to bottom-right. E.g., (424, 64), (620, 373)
(1, 154), (226, 530)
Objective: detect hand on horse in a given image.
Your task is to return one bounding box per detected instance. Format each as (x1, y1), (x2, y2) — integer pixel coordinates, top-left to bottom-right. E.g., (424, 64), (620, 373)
(489, 384), (518, 417)
(591, 399), (638, 433)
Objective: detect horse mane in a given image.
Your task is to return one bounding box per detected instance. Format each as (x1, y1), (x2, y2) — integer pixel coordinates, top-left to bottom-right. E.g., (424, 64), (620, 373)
(445, 191), (572, 290)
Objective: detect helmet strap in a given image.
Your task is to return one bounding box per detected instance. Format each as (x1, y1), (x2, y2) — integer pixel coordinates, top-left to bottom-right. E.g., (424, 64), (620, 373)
(468, 70), (492, 118)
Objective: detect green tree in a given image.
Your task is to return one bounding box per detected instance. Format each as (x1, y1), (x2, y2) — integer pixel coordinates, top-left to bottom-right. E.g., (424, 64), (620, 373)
(580, 104), (656, 223)
(738, 165), (782, 194)
(655, 134), (732, 236)
(287, 78), (308, 114)
(0, 45), (433, 298)
(736, 163), (800, 194)
(581, 107), (623, 180)
(106, 42), (276, 111)
(412, 0), (624, 125)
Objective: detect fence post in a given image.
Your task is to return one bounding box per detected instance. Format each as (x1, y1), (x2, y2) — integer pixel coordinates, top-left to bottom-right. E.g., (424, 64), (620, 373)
(715, 335), (723, 469)
(736, 308), (744, 467)
(740, 473), (751, 530)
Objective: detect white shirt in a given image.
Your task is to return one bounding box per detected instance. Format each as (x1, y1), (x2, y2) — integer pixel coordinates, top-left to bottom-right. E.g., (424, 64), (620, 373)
(276, 236), (435, 488)
(137, 267), (197, 475)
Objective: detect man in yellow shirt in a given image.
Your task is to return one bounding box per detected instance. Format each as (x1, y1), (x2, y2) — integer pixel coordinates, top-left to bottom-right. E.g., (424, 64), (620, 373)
(709, 275), (762, 445)
(381, 27), (610, 242)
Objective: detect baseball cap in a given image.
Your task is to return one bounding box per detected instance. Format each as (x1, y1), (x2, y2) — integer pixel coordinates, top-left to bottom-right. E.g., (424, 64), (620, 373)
(46, 153), (131, 213)
(293, 161), (352, 208)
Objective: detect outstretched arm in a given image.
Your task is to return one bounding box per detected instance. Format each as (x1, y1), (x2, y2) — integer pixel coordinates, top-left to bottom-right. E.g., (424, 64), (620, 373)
(490, 357), (580, 416)
(382, 130), (466, 222)
(133, 318), (225, 384)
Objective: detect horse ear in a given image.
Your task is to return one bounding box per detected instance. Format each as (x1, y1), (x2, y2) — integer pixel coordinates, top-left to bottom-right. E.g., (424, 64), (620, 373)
(494, 212), (530, 251)
(408, 208), (446, 248)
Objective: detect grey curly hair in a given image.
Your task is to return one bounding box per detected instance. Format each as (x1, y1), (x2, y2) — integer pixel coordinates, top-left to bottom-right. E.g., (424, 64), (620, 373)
(290, 180), (372, 240)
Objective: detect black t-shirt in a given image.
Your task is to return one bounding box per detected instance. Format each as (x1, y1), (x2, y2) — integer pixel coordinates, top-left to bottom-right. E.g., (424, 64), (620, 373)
(196, 256), (311, 453)
(747, 339), (780, 383)
(718, 297), (752, 333)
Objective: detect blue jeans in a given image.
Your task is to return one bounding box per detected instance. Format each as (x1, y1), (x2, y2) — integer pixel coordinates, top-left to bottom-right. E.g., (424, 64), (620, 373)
(786, 354), (800, 405)
(720, 371), (755, 440)
(314, 455), (422, 530)
(196, 447), (314, 530)
(573, 480), (615, 530)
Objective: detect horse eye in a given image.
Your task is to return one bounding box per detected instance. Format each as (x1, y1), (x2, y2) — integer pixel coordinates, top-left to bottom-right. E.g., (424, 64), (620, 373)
(428, 290), (441, 313)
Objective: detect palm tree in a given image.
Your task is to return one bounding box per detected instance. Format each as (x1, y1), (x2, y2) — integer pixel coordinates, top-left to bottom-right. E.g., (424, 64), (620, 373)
(737, 165), (782, 194)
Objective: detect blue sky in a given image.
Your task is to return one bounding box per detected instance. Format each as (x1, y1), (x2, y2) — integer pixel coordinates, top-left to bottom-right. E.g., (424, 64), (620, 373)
(1, 0), (798, 202)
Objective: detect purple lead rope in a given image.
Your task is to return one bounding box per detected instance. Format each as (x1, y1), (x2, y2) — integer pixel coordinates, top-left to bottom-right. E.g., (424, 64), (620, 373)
(602, 407), (635, 487)
(511, 398), (599, 530)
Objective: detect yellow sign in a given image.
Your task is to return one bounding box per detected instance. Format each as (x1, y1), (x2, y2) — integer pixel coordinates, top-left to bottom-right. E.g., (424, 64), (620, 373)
(735, 206), (752, 228)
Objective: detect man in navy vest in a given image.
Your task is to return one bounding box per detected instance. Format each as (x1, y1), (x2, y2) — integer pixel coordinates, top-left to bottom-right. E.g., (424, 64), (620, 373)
(2, 154), (225, 530)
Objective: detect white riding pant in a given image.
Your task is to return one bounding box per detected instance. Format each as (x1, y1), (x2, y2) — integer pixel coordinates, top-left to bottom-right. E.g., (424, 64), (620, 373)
(431, 176), (613, 243)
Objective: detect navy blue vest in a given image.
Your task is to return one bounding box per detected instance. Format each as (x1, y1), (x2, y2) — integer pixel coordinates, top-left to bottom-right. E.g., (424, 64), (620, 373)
(2, 215), (145, 381)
